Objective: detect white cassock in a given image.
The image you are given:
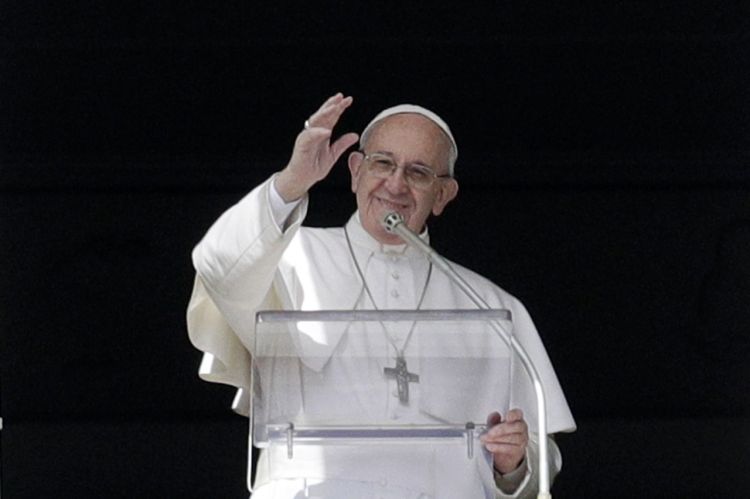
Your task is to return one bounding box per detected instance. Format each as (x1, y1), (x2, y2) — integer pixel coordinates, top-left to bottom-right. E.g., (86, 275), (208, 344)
(187, 175), (576, 498)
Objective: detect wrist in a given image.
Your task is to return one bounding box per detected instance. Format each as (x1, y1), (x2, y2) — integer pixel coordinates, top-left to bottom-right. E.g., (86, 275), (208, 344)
(495, 456), (526, 476)
(274, 168), (310, 203)
(493, 457), (528, 494)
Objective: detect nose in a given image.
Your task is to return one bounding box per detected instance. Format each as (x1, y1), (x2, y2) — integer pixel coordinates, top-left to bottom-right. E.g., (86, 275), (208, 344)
(384, 165), (410, 193)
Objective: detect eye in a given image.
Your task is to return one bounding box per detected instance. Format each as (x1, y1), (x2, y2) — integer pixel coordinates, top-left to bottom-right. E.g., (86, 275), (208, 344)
(407, 165), (431, 179)
(372, 157), (396, 171)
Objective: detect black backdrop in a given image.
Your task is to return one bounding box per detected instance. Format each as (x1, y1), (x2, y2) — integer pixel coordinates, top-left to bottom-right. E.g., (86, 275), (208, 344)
(2, 2), (749, 497)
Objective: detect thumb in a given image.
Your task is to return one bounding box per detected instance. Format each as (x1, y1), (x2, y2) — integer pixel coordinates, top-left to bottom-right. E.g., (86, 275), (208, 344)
(330, 132), (359, 161)
(486, 411), (503, 426)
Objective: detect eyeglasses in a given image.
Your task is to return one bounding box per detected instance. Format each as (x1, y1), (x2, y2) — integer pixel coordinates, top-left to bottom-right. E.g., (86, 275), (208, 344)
(361, 152), (452, 189)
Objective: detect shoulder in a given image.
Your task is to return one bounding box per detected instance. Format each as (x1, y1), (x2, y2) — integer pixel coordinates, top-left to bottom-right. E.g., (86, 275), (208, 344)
(296, 225), (345, 247)
(438, 255), (527, 311)
(284, 225), (346, 258)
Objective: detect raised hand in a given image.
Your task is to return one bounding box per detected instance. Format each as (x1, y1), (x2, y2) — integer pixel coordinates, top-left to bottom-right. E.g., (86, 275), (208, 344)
(275, 93), (360, 202)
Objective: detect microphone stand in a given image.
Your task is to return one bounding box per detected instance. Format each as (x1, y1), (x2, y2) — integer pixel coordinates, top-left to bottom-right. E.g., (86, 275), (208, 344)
(383, 213), (552, 499)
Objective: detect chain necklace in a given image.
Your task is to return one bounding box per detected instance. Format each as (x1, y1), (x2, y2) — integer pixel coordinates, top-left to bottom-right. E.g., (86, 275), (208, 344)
(344, 225), (432, 404)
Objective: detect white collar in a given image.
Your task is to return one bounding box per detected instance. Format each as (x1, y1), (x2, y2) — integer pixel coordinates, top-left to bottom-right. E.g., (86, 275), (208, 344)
(345, 212), (430, 259)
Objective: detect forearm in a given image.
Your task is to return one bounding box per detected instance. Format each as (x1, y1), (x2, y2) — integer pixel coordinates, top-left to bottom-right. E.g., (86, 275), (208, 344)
(192, 174), (307, 300)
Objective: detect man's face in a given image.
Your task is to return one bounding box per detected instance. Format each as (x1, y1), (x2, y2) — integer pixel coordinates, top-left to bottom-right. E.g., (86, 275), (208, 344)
(348, 114), (459, 245)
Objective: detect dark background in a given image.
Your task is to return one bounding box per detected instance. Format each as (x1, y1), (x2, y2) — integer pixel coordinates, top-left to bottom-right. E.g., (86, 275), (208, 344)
(2, 1), (749, 497)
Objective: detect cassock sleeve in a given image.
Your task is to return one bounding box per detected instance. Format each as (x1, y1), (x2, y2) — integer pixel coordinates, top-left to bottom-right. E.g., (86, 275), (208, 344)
(186, 175), (308, 415)
(492, 434), (563, 499)
(507, 298), (576, 435)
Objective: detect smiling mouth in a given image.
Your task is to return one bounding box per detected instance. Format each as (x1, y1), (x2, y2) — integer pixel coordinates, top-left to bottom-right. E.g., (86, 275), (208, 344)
(376, 197), (410, 212)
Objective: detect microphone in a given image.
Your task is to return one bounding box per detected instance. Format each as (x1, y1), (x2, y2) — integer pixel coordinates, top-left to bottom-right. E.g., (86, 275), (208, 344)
(383, 212), (439, 257)
(382, 211), (404, 234)
(381, 211), (554, 499)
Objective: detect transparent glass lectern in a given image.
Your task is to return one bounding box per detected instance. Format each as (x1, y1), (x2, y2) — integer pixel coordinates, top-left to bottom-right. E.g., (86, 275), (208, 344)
(251, 308), (514, 481)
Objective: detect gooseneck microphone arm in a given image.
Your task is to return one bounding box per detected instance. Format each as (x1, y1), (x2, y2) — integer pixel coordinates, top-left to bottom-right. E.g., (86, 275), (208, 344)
(383, 212), (552, 499)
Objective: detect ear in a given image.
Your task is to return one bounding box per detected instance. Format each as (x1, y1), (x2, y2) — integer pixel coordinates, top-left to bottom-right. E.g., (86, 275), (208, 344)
(431, 178), (459, 216)
(348, 151), (365, 193)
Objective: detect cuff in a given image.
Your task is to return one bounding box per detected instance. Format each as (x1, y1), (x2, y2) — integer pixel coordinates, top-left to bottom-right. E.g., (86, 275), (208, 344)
(494, 457), (530, 495)
(269, 174), (303, 231)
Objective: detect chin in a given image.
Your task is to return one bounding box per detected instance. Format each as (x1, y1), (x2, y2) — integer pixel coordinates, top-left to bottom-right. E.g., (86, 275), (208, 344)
(362, 215), (399, 244)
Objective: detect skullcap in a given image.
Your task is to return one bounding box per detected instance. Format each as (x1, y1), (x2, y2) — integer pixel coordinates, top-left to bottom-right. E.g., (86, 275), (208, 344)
(361, 104), (458, 167)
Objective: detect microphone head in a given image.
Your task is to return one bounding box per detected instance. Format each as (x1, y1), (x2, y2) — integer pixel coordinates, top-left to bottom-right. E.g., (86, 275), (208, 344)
(382, 212), (404, 233)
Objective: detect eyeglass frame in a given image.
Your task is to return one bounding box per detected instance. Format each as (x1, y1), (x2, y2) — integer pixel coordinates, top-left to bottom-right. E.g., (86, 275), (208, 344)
(358, 150), (453, 189)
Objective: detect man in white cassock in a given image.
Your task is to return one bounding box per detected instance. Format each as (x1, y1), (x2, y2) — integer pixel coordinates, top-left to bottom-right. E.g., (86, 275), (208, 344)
(187, 93), (576, 498)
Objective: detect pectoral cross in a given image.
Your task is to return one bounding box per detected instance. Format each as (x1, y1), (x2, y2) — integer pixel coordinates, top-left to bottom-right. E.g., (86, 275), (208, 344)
(384, 356), (419, 404)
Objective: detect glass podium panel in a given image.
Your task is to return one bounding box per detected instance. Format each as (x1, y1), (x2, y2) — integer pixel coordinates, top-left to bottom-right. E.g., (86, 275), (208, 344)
(251, 309), (514, 464)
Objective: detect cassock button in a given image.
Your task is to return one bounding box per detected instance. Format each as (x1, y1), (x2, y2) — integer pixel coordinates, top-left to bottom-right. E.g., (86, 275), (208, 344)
(391, 271), (400, 280)
(390, 290), (399, 298)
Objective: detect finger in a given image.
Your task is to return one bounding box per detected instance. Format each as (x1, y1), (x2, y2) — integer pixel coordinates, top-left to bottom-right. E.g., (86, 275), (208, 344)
(483, 440), (526, 454)
(482, 433), (520, 445)
(497, 419), (527, 434)
(314, 98), (352, 130)
(302, 94), (340, 130)
(311, 92), (344, 116)
(483, 420), (528, 440)
(483, 434), (528, 453)
(330, 132), (360, 161)
(309, 95), (353, 129)
(505, 409), (524, 423)
(481, 428), (524, 444)
(321, 92), (344, 108)
(482, 423), (529, 442)
(295, 127), (333, 150)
